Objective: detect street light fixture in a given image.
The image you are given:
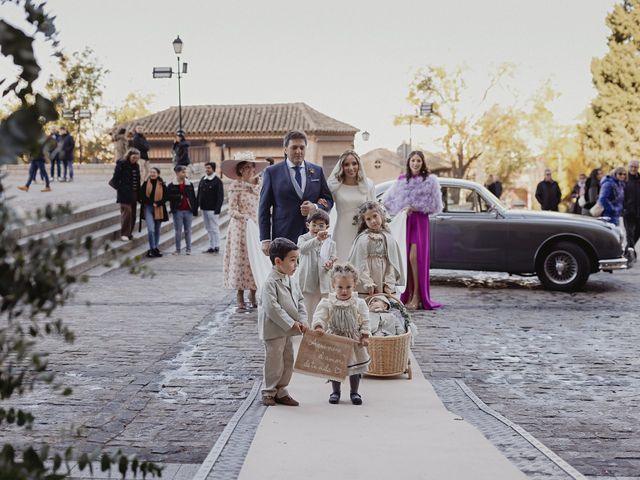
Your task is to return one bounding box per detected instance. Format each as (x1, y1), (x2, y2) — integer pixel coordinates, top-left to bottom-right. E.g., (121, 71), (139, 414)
(409, 101), (434, 151)
(153, 35), (188, 133)
(62, 107), (92, 162)
(362, 131), (370, 142)
(152, 67), (173, 79)
(172, 36), (183, 55)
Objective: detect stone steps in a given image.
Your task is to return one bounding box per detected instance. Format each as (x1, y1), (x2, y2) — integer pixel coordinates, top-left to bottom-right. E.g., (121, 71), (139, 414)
(74, 205), (230, 276)
(14, 176), (232, 276)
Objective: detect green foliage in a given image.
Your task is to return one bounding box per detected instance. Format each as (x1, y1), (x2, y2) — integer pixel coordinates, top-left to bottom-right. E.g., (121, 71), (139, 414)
(396, 64), (556, 186)
(110, 92), (155, 126)
(0, 0), (60, 165)
(583, 0), (640, 168)
(45, 47), (110, 163)
(0, 2), (160, 478)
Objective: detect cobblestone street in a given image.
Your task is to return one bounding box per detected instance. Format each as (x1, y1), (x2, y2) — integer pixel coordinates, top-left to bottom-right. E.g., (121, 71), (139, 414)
(3, 241), (639, 478)
(413, 269), (640, 479)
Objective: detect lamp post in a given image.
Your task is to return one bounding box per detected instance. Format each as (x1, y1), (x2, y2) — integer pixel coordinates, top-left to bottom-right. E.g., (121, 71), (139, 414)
(62, 108), (91, 163)
(409, 101), (434, 151)
(153, 35), (188, 133)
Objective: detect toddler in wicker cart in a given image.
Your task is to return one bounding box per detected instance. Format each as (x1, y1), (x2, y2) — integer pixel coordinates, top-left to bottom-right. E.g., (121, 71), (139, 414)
(312, 263), (370, 405)
(367, 295), (407, 336)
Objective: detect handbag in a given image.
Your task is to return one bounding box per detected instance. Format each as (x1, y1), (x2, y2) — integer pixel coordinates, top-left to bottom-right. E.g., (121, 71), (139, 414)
(590, 201), (604, 217)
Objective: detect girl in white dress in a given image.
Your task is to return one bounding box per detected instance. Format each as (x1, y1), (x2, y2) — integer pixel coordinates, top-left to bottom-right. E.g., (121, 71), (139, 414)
(327, 150), (376, 261)
(312, 263), (370, 405)
(348, 201), (404, 296)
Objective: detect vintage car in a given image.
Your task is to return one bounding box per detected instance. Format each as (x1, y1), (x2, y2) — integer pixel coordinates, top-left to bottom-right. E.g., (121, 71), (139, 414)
(376, 178), (630, 292)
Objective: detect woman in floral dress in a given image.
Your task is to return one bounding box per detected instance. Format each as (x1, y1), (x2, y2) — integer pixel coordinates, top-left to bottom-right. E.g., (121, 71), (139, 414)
(223, 158), (267, 310)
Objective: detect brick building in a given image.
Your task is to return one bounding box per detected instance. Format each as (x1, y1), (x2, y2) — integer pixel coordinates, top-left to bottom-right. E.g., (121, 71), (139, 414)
(117, 102), (358, 173)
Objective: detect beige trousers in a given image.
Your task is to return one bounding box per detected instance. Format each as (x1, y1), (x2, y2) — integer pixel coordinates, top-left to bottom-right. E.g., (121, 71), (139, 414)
(303, 291), (323, 322)
(140, 160), (150, 181)
(262, 336), (294, 399)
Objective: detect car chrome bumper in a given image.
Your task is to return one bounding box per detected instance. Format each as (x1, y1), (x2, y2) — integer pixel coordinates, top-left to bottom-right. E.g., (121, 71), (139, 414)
(599, 257), (629, 271)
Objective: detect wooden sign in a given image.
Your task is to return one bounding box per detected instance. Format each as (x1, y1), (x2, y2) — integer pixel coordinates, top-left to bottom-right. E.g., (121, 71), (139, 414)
(294, 331), (357, 382)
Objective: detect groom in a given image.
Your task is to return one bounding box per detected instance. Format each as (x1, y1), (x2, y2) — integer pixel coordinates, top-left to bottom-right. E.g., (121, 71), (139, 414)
(259, 130), (333, 255)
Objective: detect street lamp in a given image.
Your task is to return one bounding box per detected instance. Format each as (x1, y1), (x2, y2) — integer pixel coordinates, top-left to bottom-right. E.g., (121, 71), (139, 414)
(362, 131), (370, 142)
(409, 101), (434, 151)
(153, 35), (188, 133)
(63, 108), (91, 162)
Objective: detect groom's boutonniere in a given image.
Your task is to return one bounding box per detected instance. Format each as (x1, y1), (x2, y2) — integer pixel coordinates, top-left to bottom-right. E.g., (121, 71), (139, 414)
(307, 167), (316, 176)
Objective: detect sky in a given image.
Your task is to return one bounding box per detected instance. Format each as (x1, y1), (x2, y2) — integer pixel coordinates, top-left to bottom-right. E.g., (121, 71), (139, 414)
(2, 0), (619, 153)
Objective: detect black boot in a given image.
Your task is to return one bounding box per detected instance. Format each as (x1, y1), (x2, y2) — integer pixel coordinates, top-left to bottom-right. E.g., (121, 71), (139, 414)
(350, 374), (362, 405)
(329, 381), (341, 404)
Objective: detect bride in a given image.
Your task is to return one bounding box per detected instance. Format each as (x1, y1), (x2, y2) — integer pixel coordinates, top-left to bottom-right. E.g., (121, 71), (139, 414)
(327, 150), (376, 262)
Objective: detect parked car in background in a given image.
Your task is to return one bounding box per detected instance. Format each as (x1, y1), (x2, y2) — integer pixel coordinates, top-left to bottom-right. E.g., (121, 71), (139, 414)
(376, 178), (630, 292)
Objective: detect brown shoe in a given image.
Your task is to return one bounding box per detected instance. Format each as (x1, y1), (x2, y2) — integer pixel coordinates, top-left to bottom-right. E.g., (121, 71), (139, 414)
(262, 396), (276, 406)
(275, 395), (299, 406)
(18, 185), (28, 192)
(41, 187), (52, 192)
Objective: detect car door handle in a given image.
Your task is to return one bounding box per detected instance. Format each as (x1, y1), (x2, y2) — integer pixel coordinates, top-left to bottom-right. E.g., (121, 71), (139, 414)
(436, 215), (452, 220)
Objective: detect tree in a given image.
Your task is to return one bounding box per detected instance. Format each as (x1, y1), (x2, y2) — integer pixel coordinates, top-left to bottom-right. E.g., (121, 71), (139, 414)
(396, 64), (554, 186)
(110, 92), (154, 126)
(0, 1), (159, 478)
(45, 48), (110, 163)
(583, 0), (640, 168)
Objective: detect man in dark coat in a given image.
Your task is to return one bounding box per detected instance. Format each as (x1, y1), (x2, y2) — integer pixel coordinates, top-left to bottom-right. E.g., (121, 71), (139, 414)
(197, 162), (225, 254)
(173, 132), (191, 166)
(109, 148), (141, 241)
(624, 160), (640, 253)
(486, 174), (503, 199)
(132, 125), (150, 180)
(48, 127), (61, 181)
(59, 126), (75, 182)
(535, 169), (562, 211)
(258, 130), (333, 255)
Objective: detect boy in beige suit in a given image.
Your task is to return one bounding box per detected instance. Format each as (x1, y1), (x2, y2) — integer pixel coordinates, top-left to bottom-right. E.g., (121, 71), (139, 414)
(259, 237), (309, 406)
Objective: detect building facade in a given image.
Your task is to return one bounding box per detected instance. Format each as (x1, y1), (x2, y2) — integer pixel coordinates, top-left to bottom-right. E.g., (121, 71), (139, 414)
(117, 103), (358, 174)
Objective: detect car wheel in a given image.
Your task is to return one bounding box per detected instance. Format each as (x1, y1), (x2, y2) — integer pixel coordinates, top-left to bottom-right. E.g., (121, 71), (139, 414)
(536, 241), (590, 292)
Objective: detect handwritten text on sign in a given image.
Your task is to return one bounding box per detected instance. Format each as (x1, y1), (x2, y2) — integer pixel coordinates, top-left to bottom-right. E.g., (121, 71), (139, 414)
(294, 332), (356, 382)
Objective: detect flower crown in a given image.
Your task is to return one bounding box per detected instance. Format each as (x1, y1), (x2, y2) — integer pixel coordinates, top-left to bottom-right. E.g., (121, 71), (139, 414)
(233, 151), (256, 161)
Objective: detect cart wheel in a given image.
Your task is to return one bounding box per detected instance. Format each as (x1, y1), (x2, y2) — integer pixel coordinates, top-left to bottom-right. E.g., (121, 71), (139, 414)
(407, 365), (413, 380)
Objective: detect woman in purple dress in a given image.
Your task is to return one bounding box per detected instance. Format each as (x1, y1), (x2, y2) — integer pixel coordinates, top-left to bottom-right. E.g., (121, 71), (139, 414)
(384, 151), (442, 310)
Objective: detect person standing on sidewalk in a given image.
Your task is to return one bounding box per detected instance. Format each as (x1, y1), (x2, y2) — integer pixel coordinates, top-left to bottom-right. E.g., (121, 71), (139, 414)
(17, 136), (54, 193)
(48, 127), (61, 181)
(132, 125), (150, 181)
(109, 148), (141, 241)
(167, 165), (198, 255)
(598, 167), (626, 226)
(197, 162), (224, 254)
(59, 126), (75, 182)
(172, 132), (191, 173)
(140, 167), (168, 258)
(623, 160), (640, 253)
(485, 174), (503, 199)
(112, 127), (128, 161)
(222, 156), (267, 310)
(535, 169), (562, 211)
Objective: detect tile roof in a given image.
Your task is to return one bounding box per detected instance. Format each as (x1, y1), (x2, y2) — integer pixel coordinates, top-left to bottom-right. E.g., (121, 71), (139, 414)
(119, 102), (358, 137)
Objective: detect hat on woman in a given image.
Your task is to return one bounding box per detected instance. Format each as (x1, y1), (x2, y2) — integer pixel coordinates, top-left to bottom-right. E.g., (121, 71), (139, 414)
(220, 152), (270, 180)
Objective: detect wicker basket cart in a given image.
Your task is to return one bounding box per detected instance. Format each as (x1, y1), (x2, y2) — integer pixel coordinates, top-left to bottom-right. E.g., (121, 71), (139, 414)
(365, 293), (413, 379)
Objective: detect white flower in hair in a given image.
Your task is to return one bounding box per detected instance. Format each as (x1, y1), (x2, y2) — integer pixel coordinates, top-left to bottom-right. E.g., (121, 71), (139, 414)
(232, 151), (256, 161)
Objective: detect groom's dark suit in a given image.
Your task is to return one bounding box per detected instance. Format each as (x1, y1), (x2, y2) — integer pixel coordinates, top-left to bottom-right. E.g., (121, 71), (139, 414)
(258, 160), (333, 243)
